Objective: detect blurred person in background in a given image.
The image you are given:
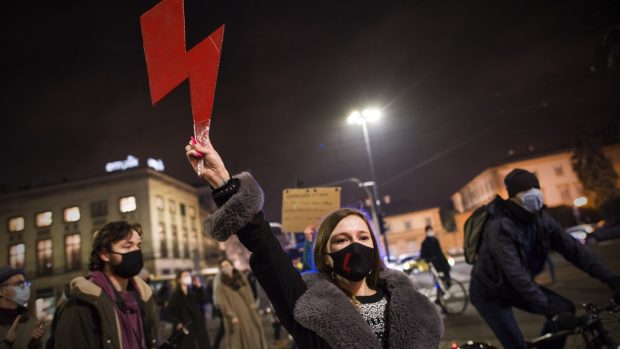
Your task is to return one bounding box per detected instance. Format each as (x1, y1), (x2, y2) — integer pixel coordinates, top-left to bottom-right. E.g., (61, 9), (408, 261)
(0, 267), (44, 349)
(213, 258), (267, 349)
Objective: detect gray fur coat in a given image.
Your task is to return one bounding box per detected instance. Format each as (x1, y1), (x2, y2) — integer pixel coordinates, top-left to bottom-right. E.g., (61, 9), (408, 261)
(296, 271), (443, 349)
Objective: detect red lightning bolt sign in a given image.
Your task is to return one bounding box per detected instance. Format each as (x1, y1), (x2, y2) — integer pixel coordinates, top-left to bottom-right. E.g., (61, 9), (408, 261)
(140, 0), (224, 146)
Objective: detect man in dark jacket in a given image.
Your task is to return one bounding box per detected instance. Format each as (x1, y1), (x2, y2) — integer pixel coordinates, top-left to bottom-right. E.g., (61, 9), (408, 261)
(469, 169), (620, 349)
(420, 225), (451, 282)
(49, 221), (158, 349)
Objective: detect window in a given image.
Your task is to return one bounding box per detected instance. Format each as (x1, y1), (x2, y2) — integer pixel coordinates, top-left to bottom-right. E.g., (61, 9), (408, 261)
(425, 217), (433, 227)
(557, 184), (571, 203)
(90, 200), (108, 217)
(9, 244), (25, 269)
(119, 196), (137, 213)
(169, 200), (177, 214)
(180, 203), (186, 216)
(8, 217), (25, 232)
(63, 207), (80, 222)
(37, 239), (53, 275)
(171, 225), (180, 258)
(554, 165), (564, 176)
(65, 234), (81, 271)
(159, 223), (168, 258)
(404, 221), (412, 230)
(182, 227), (190, 258)
(189, 207), (197, 230)
(155, 196), (164, 211)
(36, 211), (53, 228)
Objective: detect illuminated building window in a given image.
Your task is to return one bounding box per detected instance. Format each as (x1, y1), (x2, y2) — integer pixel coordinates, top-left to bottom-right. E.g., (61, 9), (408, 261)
(90, 200), (108, 217)
(37, 239), (53, 275)
(36, 211), (53, 228)
(9, 243), (25, 269)
(159, 223), (168, 258)
(169, 200), (177, 214)
(63, 207), (80, 222)
(65, 234), (81, 271)
(119, 196), (137, 213)
(155, 196), (164, 211)
(8, 217), (25, 232)
(554, 165), (564, 176)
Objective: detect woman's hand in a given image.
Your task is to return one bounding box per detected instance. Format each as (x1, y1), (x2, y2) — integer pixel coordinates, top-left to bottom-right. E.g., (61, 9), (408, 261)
(185, 136), (230, 188)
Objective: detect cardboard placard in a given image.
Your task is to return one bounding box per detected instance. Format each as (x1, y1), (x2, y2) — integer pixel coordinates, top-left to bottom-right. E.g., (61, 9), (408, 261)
(282, 187), (341, 232)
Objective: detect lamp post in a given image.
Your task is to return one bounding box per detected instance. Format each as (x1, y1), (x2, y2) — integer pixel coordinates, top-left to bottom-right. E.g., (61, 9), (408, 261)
(347, 108), (391, 259)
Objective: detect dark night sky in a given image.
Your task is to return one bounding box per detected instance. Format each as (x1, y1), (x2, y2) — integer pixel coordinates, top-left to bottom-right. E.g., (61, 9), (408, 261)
(1, 1), (619, 221)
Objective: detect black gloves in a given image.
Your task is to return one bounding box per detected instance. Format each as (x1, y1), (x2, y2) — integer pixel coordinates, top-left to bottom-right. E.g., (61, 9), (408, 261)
(608, 275), (620, 303)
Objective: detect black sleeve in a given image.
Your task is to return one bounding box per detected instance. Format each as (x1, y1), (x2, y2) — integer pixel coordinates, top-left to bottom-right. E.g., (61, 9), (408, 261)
(164, 292), (182, 325)
(236, 213), (330, 348)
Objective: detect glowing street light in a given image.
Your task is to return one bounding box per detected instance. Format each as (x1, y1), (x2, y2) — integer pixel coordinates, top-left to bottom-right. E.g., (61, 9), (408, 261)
(347, 107), (390, 258)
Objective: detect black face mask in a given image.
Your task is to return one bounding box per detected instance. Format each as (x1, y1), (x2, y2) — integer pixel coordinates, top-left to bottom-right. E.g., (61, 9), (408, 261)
(109, 250), (144, 278)
(328, 242), (374, 282)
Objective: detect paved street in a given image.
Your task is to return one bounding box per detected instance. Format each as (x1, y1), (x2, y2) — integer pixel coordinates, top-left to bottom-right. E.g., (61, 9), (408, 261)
(426, 240), (620, 348)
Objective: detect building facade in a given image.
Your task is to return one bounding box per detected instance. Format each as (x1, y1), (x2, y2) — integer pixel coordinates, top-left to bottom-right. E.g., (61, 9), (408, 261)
(0, 168), (217, 319)
(384, 207), (462, 258)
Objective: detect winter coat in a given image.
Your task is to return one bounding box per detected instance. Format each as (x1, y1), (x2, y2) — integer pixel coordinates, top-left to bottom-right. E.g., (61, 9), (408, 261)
(164, 286), (210, 349)
(471, 196), (614, 312)
(0, 310), (41, 349)
(49, 275), (158, 349)
(204, 172), (444, 349)
(213, 272), (268, 349)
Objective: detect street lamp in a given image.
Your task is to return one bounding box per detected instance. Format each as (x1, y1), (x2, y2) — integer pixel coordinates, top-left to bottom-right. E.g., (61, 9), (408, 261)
(347, 107), (391, 259)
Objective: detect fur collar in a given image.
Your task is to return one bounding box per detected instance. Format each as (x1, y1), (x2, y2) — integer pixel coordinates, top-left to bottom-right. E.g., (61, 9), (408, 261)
(205, 172), (264, 241)
(294, 270), (443, 348)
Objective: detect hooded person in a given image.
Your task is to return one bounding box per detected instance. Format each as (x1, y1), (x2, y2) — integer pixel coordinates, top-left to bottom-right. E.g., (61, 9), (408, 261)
(0, 267), (44, 349)
(469, 168), (620, 349)
(48, 221), (158, 349)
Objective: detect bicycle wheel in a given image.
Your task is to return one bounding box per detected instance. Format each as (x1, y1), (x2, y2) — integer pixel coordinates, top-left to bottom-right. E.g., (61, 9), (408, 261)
(438, 280), (468, 315)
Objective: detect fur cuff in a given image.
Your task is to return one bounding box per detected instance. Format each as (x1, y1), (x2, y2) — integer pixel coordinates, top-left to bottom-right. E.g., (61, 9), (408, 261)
(204, 172), (264, 241)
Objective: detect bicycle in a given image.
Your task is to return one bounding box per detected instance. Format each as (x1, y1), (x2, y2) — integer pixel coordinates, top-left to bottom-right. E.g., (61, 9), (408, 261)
(419, 261), (469, 315)
(456, 300), (620, 349)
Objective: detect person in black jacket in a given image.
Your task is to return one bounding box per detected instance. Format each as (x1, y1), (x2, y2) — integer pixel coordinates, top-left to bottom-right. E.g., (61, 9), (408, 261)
(420, 225), (451, 307)
(184, 136), (443, 349)
(469, 168), (620, 349)
(165, 269), (211, 349)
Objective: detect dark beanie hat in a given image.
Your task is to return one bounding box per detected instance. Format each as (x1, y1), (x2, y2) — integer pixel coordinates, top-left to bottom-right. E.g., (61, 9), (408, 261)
(504, 168), (540, 198)
(0, 266), (24, 285)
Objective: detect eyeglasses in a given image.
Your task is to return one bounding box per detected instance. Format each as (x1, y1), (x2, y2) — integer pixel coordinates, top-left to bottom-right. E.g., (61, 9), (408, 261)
(0, 281), (31, 289)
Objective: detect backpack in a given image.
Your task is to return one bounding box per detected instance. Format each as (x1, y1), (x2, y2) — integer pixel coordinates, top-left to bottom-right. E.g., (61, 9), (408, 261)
(463, 205), (490, 265)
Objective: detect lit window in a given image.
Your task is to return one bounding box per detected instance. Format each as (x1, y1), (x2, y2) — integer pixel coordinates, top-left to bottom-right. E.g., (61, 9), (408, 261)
(36, 211), (53, 228)
(65, 234), (81, 271)
(155, 196), (164, 211)
(9, 243), (25, 269)
(189, 206), (196, 218)
(169, 200), (177, 213)
(37, 239), (53, 275)
(8, 217), (25, 232)
(119, 196), (137, 213)
(63, 207), (80, 222)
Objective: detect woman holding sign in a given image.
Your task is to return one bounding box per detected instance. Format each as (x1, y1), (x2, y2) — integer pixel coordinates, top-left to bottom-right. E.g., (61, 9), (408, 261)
(184, 137), (442, 349)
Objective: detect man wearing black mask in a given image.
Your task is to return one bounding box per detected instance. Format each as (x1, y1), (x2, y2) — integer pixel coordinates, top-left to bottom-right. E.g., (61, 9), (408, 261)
(469, 169), (620, 349)
(49, 221), (158, 349)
